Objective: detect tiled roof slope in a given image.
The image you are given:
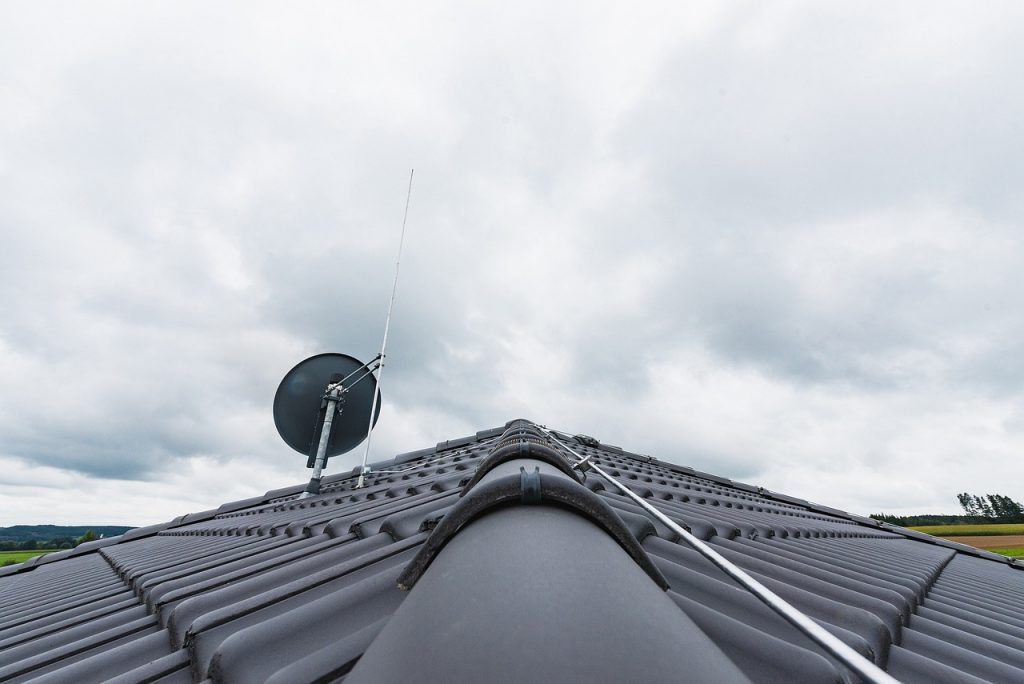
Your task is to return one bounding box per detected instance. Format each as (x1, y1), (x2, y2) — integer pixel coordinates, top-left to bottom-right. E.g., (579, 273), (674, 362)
(1, 419), (1022, 683)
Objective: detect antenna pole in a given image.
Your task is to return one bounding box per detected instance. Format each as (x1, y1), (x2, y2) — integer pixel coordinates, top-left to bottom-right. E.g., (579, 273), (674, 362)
(357, 169), (414, 488)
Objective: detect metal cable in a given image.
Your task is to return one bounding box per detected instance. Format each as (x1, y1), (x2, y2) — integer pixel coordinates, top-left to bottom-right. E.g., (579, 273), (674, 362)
(535, 425), (901, 684)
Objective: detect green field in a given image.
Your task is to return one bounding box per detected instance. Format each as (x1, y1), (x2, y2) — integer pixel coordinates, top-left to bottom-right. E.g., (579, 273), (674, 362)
(989, 548), (1024, 558)
(0, 549), (58, 566)
(908, 523), (1024, 536)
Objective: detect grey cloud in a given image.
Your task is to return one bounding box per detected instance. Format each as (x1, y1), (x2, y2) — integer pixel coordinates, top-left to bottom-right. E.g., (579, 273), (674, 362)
(2, 3), (1024, 520)
(615, 9), (1024, 229)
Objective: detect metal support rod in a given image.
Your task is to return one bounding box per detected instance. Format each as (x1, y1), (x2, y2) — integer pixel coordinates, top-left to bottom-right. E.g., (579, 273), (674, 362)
(357, 169), (414, 488)
(536, 426), (901, 684)
(299, 386), (343, 499)
(344, 360), (381, 393)
(337, 354), (382, 387)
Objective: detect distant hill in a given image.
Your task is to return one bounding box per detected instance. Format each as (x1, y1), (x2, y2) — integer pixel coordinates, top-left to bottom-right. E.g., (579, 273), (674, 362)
(0, 525), (134, 542)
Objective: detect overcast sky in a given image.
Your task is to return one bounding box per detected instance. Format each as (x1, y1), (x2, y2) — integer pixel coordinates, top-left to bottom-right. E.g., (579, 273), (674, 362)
(2, 2), (1022, 527)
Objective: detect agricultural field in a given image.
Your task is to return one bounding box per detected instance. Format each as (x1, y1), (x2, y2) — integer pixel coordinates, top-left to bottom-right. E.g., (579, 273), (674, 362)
(909, 523), (1024, 558)
(0, 549), (58, 566)
(909, 523), (1024, 536)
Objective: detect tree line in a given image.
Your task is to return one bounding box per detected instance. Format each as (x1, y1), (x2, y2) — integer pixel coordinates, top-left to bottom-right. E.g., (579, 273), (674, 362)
(0, 525), (131, 551)
(0, 530), (101, 552)
(955, 493), (1024, 522)
(873, 492), (1024, 527)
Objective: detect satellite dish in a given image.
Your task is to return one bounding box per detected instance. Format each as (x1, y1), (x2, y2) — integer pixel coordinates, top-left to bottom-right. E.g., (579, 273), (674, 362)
(273, 353), (382, 466)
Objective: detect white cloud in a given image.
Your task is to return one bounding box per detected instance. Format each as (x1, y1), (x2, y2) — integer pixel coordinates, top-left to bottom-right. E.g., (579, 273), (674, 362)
(2, 2), (1023, 525)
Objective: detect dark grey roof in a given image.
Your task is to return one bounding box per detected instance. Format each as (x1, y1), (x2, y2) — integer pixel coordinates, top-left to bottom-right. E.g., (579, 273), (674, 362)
(1, 419), (1023, 683)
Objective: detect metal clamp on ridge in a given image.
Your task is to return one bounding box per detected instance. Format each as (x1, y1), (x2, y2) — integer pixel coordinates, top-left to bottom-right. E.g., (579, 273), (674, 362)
(397, 471), (669, 591)
(494, 425), (549, 449)
(520, 466), (542, 504)
(459, 440), (583, 494)
(573, 455), (593, 473)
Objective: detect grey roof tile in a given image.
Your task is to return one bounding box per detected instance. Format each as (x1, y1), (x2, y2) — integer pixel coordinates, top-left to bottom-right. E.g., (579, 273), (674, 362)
(2, 419), (1022, 682)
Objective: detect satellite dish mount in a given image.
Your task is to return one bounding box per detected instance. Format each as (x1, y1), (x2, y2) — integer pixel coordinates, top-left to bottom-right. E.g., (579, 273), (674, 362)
(273, 353), (383, 498)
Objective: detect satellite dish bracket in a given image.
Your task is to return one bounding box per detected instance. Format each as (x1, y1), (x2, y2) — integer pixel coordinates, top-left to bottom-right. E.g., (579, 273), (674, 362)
(303, 381), (345, 495)
(302, 356), (384, 495)
(305, 374), (347, 469)
(273, 352), (383, 500)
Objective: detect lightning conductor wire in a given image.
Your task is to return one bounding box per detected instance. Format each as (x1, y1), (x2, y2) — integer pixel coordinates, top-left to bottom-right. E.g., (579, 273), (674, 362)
(357, 169), (415, 488)
(535, 424), (901, 684)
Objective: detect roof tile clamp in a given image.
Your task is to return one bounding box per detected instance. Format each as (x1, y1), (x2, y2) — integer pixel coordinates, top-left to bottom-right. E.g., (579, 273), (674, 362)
(536, 424), (902, 684)
(520, 466), (542, 504)
(460, 441), (583, 494)
(397, 471), (669, 591)
(573, 455), (593, 473)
